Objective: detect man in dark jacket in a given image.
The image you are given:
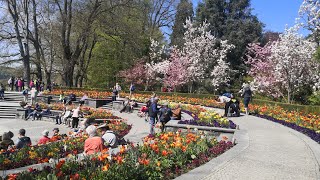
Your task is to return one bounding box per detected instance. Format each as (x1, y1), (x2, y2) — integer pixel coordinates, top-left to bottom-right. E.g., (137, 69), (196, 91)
(25, 103), (42, 120)
(16, 129), (31, 149)
(148, 97), (159, 135)
(159, 102), (172, 132)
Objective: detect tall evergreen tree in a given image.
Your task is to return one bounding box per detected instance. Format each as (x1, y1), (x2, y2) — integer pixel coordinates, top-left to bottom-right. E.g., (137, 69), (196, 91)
(196, 0), (263, 79)
(170, 0), (193, 48)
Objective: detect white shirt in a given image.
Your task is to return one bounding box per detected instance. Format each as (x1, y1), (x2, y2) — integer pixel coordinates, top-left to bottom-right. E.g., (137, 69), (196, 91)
(102, 131), (117, 147)
(116, 84), (121, 91)
(30, 89), (37, 98)
(219, 96), (231, 103)
(72, 107), (80, 118)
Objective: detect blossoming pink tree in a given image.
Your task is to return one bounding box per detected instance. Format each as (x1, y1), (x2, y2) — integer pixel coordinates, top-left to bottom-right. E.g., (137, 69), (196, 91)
(163, 48), (189, 89)
(118, 60), (147, 85)
(246, 26), (319, 103)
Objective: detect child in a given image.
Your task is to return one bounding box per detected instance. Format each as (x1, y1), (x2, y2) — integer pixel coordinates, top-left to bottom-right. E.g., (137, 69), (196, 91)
(138, 105), (148, 118)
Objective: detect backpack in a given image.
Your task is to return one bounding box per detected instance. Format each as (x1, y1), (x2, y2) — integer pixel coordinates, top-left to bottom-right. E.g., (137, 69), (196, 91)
(130, 85), (135, 91)
(161, 108), (171, 122)
(69, 94), (76, 101)
(222, 93), (232, 98)
(22, 89), (28, 95)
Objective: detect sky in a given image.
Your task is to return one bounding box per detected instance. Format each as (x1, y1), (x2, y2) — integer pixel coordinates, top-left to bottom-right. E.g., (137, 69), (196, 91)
(192, 0), (306, 34)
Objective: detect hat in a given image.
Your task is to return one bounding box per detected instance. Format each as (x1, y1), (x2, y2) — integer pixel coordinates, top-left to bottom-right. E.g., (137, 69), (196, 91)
(97, 123), (108, 129)
(53, 128), (59, 132)
(154, 97), (159, 101)
(42, 129), (49, 136)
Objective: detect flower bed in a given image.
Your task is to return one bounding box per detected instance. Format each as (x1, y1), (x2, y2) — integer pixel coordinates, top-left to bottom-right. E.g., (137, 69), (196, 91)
(0, 121), (131, 170)
(43, 89), (111, 99)
(6, 132), (233, 179)
(44, 89), (320, 142)
(249, 104), (319, 132)
(255, 114), (320, 143)
(37, 102), (121, 120)
(179, 109), (237, 129)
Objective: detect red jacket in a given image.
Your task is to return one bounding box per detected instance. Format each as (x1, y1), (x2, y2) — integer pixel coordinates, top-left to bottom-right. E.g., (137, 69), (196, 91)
(38, 136), (50, 145)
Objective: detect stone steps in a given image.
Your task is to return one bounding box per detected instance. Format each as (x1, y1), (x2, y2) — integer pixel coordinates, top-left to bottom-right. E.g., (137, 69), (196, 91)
(0, 92), (24, 119)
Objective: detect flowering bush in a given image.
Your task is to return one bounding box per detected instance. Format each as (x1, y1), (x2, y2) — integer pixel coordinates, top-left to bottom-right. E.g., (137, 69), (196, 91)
(37, 102), (121, 120)
(43, 89), (111, 99)
(7, 132), (233, 179)
(249, 104), (320, 133)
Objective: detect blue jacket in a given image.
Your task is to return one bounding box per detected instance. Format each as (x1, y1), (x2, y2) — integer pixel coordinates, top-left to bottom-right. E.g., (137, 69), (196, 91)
(148, 102), (158, 118)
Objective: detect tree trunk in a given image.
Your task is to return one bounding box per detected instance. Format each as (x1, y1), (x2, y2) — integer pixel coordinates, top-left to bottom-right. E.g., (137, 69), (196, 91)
(31, 0), (42, 81)
(287, 90), (291, 104)
(35, 62), (42, 81)
(65, 64), (75, 87)
(45, 71), (51, 88)
(7, 0), (31, 84)
(74, 73), (80, 87)
(79, 75), (84, 87)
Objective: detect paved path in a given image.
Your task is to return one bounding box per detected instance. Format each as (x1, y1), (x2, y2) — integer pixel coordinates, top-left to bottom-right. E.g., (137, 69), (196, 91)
(177, 108), (320, 180)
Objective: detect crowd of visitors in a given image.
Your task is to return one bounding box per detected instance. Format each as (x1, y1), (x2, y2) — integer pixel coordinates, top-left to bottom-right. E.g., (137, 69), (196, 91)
(0, 123), (119, 156)
(7, 77), (53, 92)
(120, 92), (182, 136)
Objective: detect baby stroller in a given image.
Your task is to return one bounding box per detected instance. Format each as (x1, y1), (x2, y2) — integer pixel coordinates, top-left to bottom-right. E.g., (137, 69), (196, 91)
(228, 98), (240, 117)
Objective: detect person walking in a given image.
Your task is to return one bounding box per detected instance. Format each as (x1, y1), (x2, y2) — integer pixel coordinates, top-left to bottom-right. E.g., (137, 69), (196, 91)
(10, 77), (14, 91)
(17, 78), (23, 92)
(30, 87), (38, 105)
(29, 80), (34, 89)
(112, 86), (118, 101)
(0, 83), (5, 100)
(71, 104), (82, 129)
(7, 77), (13, 91)
(22, 88), (29, 102)
(148, 97), (159, 136)
(21, 78), (25, 90)
(14, 78), (18, 91)
(129, 83), (135, 98)
(115, 83), (121, 98)
(242, 83), (252, 115)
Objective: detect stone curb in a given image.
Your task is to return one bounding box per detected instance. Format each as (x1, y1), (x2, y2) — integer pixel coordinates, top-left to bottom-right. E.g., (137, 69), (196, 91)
(174, 128), (249, 180)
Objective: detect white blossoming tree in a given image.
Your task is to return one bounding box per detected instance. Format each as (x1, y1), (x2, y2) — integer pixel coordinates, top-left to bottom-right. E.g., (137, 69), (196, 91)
(146, 19), (234, 92)
(246, 25), (319, 103)
(298, 0), (320, 45)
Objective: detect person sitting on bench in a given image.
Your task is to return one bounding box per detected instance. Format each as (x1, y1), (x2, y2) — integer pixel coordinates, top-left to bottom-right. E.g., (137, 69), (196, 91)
(25, 103), (42, 120)
(120, 96), (131, 113)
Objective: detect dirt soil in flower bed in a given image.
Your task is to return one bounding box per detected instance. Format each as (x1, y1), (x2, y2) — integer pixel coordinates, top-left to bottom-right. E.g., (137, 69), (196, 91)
(0, 123), (131, 171)
(254, 114), (320, 143)
(4, 132), (233, 180)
